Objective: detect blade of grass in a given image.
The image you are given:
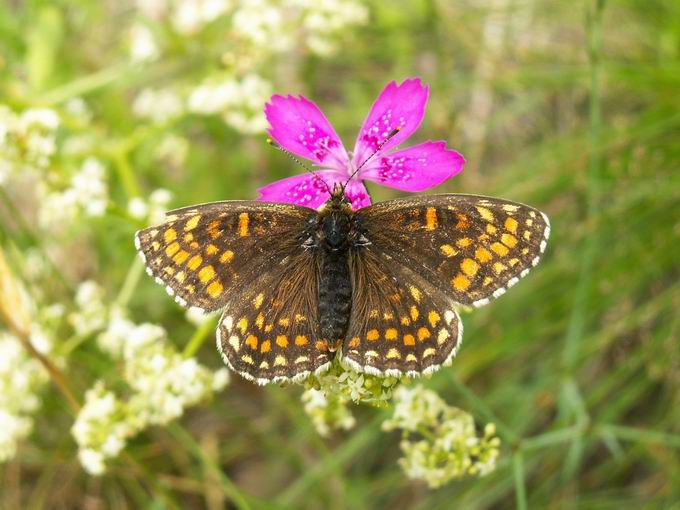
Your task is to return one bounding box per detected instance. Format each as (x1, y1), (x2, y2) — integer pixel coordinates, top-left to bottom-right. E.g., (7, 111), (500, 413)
(513, 451), (528, 510)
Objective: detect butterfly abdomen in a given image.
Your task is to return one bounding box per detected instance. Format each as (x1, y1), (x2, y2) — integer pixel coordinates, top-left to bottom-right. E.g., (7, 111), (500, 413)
(316, 205), (354, 350)
(318, 251), (352, 350)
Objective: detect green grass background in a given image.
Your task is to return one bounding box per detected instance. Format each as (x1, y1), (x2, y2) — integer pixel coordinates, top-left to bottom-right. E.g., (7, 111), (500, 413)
(1, 0), (678, 508)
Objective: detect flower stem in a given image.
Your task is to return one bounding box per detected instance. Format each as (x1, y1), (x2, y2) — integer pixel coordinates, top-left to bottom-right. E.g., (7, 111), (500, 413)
(11, 322), (81, 413)
(182, 316), (218, 358)
(513, 451), (528, 510)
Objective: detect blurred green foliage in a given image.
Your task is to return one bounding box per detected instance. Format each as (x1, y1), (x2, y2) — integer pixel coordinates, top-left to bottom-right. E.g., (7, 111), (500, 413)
(0, 0), (678, 508)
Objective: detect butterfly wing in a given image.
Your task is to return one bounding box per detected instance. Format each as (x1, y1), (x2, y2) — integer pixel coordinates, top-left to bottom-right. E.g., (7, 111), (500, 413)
(343, 248), (462, 377)
(356, 194), (550, 307)
(215, 248), (333, 384)
(135, 201), (316, 312)
(135, 200), (332, 383)
(341, 194), (549, 376)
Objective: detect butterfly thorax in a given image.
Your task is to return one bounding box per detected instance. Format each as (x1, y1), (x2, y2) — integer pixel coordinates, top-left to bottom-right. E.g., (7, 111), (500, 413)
(315, 190), (361, 351)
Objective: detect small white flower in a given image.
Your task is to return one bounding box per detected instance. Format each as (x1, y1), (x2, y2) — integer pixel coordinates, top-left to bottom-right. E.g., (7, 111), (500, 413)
(128, 197), (149, 220)
(133, 88), (184, 123)
(69, 280), (107, 336)
(129, 23), (160, 62)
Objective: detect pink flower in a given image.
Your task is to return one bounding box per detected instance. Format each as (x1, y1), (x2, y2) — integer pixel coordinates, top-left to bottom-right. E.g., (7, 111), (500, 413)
(258, 78), (465, 210)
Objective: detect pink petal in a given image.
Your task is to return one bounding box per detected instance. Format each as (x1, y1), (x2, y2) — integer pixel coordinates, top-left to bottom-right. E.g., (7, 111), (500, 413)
(358, 141), (465, 192)
(256, 171), (343, 209)
(352, 78), (429, 167)
(265, 94), (349, 170)
(344, 179), (372, 210)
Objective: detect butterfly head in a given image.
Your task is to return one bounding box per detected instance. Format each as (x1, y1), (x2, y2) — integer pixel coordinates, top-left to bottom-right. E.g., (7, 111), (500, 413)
(321, 182), (352, 211)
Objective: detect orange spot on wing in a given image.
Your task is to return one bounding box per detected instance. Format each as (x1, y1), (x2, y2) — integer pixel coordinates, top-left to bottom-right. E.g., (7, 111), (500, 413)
(501, 233), (518, 248)
(440, 244), (457, 257)
(207, 280), (223, 298)
(403, 334), (416, 346)
(165, 242), (180, 257)
(295, 335), (308, 345)
(367, 329), (380, 341)
(198, 265), (215, 283)
(417, 327), (431, 341)
(452, 274), (470, 290)
(476, 206), (494, 221)
(220, 250), (234, 263)
(172, 250), (189, 265)
(475, 247), (493, 263)
(245, 335), (258, 349)
(491, 242), (509, 257)
(184, 215), (200, 231)
(455, 213), (470, 230)
(428, 311), (441, 327)
(187, 254), (202, 271)
(164, 229), (177, 243)
(238, 212), (249, 237)
(425, 207), (438, 230)
(385, 328), (398, 340)
(461, 258), (479, 277)
(505, 217), (518, 234)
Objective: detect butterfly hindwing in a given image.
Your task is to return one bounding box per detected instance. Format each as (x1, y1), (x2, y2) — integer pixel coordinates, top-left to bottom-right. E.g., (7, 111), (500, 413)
(135, 201), (316, 312)
(216, 250), (333, 384)
(343, 248), (462, 376)
(357, 194), (550, 307)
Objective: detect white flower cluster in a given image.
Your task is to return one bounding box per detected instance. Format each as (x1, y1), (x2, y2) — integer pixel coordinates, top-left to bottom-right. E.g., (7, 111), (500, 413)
(188, 74), (272, 133)
(231, 0), (368, 56)
(300, 360), (402, 436)
(39, 157), (109, 228)
(127, 0), (368, 134)
(135, 0), (232, 35)
(72, 308), (229, 475)
(382, 385), (501, 488)
(289, 0), (369, 56)
(71, 382), (130, 475)
(132, 88), (184, 124)
(301, 387), (355, 437)
(0, 106), (60, 183)
(68, 280), (108, 336)
(128, 188), (173, 225)
(0, 331), (51, 463)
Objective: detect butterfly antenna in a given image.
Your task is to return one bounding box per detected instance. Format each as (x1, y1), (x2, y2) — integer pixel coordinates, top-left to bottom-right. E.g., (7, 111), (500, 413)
(267, 138), (332, 195)
(343, 127), (401, 188)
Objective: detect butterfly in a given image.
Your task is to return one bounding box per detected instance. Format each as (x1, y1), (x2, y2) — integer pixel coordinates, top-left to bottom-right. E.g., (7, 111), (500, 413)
(135, 186), (549, 385)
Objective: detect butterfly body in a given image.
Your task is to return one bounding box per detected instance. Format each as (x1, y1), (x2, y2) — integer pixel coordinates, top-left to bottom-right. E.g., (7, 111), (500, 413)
(314, 187), (369, 351)
(136, 191), (550, 385)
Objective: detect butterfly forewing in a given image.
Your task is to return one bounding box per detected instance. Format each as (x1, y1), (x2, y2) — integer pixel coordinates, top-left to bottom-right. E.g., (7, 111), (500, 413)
(357, 194), (550, 307)
(135, 201), (315, 312)
(343, 249), (462, 376)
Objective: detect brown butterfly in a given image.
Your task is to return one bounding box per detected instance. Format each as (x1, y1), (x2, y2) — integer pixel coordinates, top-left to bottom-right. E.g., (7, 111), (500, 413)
(135, 185), (550, 385)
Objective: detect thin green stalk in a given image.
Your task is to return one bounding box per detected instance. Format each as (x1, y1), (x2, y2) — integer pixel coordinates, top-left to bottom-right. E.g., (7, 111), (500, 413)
(513, 452), (528, 510)
(562, 0), (605, 371)
(521, 425), (585, 452)
(115, 258), (145, 308)
(182, 316), (218, 358)
(558, 0), (605, 490)
(36, 63), (134, 105)
(112, 149), (141, 199)
(597, 424), (680, 449)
